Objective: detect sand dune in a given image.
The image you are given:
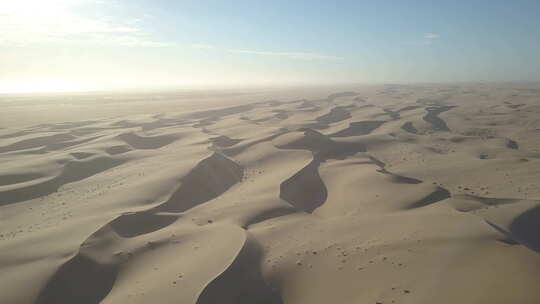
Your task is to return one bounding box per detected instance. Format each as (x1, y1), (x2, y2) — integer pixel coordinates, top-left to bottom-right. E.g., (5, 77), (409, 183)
(1, 84), (540, 303)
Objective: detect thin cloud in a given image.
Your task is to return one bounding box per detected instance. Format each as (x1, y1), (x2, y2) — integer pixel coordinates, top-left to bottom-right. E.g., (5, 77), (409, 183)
(403, 40), (433, 46)
(190, 43), (343, 60)
(190, 44), (217, 49)
(227, 49), (343, 60)
(402, 33), (440, 46)
(424, 33), (441, 39)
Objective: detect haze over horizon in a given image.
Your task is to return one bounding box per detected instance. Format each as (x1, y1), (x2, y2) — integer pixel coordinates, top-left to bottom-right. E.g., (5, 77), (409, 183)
(2, 0), (540, 93)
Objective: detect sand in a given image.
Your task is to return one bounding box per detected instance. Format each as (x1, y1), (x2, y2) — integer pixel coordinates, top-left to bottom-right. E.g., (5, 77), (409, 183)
(1, 83), (540, 304)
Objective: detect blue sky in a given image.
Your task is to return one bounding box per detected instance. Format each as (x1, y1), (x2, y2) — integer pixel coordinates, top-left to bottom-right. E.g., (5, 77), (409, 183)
(1, 0), (540, 93)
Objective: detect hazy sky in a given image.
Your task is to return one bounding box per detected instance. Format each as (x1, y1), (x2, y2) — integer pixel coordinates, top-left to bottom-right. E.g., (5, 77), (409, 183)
(1, 0), (540, 93)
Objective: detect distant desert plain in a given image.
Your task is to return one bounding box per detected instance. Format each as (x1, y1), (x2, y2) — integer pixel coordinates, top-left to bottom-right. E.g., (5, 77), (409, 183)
(1, 83), (540, 304)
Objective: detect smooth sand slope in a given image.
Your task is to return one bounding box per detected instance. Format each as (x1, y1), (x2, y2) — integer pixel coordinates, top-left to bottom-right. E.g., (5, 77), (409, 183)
(1, 84), (540, 304)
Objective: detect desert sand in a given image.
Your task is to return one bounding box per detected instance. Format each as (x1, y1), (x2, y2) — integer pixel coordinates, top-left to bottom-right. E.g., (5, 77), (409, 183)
(1, 83), (540, 304)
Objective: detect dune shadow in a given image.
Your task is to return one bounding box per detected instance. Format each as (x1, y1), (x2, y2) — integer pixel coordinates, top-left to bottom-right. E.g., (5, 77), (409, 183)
(0, 172), (46, 186)
(315, 106), (351, 125)
(401, 121), (418, 134)
(210, 135), (243, 147)
(423, 106), (456, 132)
(509, 204), (540, 253)
(243, 206), (297, 228)
(408, 187), (451, 209)
(329, 120), (385, 137)
(188, 105), (254, 120)
(110, 153), (243, 238)
(327, 91), (358, 101)
(376, 168), (423, 184)
(276, 129), (366, 159)
(155, 153), (243, 212)
(116, 132), (178, 150)
(506, 139), (519, 149)
(196, 235), (283, 304)
(383, 109), (400, 120)
(222, 132), (285, 157)
(0, 133), (76, 153)
(0, 156), (125, 206)
(36, 254), (118, 304)
(110, 212), (180, 238)
(105, 145), (133, 155)
(280, 160), (327, 213)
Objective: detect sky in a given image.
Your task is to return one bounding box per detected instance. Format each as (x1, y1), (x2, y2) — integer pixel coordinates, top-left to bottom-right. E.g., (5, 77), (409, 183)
(1, 0), (540, 93)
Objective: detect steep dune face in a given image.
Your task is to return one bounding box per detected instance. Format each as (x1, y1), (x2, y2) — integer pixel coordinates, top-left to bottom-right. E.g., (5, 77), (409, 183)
(109, 152), (244, 238)
(2, 84), (540, 304)
(280, 160), (327, 213)
(36, 253), (119, 304)
(154, 152), (243, 213)
(196, 234), (283, 304)
(0, 155), (128, 206)
(510, 204), (540, 253)
(329, 120), (385, 137)
(422, 105), (456, 132)
(116, 132), (181, 150)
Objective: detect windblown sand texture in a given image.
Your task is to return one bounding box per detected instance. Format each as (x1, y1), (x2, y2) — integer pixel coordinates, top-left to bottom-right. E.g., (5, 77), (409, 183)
(1, 84), (540, 304)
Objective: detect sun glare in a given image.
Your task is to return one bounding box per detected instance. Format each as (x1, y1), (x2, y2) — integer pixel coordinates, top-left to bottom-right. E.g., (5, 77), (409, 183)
(1, 0), (71, 15)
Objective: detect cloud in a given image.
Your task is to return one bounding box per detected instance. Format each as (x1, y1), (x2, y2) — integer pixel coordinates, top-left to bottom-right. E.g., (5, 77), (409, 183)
(403, 40), (433, 46)
(0, 0), (169, 47)
(424, 33), (441, 39)
(227, 49), (343, 60)
(402, 33), (440, 46)
(190, 44), (217, 49)
(190, 43), (343, 61)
